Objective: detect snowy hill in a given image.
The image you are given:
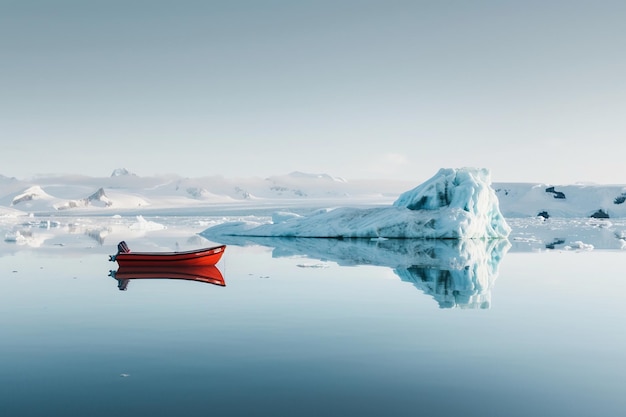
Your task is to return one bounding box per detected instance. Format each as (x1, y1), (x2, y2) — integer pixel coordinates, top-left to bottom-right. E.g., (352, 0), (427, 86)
(0, 170), (412, 216)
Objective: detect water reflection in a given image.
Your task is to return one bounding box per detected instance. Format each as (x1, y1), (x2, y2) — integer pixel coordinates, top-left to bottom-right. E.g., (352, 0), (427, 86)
(394, 239), (509, 309)
(109, 265), (225, 290)
(214, 236), (510, 309)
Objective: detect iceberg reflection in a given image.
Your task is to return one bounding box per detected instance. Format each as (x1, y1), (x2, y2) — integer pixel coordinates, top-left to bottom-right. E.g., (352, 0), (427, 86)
(109, 265), (225, 291)
(393, 239), (510, 309)
(213, 236), (510, 309)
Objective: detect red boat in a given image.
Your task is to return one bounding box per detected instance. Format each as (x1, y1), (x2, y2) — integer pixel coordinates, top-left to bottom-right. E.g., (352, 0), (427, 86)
(110, 241), (226, 267)
(110, 265), (225, 290)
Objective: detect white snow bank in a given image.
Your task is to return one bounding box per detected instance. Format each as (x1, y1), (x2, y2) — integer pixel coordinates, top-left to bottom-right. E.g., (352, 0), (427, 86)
(201, 168), (511, 239)
(0, 206), (26, 217)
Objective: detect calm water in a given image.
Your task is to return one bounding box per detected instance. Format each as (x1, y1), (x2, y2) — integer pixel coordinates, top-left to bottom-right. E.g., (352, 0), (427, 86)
(1, 218), (626, 417)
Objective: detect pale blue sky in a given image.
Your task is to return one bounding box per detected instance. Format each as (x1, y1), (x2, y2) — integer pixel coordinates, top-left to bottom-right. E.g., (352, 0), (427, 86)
(1, 0), (625, 184)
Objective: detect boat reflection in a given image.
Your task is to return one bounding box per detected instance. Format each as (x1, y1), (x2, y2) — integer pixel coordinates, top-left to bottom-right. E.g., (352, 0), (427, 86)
(109, 265), (225, 291)
(211, 236), (510, 309)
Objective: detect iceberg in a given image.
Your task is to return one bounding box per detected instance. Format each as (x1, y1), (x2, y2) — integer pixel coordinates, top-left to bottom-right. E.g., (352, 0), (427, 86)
(201, 167), (511, 239)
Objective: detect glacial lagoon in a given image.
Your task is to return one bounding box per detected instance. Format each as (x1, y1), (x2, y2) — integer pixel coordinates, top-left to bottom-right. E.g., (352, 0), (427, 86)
(1, 215), (626, 417)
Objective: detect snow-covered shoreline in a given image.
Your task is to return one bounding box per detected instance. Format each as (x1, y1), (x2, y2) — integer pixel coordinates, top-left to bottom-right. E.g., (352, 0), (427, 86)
(3, 169), (626, 219)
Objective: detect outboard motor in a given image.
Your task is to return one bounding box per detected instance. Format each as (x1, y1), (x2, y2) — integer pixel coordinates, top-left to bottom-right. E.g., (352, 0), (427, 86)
(109, 241), (131, 262)
(118, 241), (131, 254)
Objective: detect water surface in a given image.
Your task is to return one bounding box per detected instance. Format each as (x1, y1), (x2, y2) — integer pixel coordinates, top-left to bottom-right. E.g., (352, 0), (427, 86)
(1, 217), (625, 417)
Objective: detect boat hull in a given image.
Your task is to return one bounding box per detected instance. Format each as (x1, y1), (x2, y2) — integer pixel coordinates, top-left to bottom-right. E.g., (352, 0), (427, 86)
(113, 244), (226, 267)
